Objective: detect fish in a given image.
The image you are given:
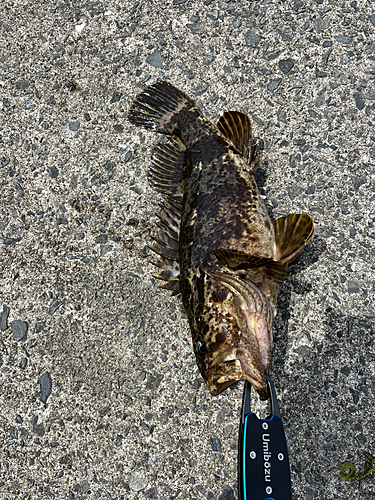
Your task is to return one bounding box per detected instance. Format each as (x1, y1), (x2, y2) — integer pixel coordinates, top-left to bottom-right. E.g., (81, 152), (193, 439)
(127, 81), (314, 400)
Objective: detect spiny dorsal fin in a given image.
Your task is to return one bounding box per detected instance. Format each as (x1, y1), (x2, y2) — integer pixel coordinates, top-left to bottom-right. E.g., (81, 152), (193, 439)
(213, 249), (290, 284)
(150, 231), (178, 253)
(273, 213), (314, 264)
(217, 111), (253, 164)
(149, 136), (186, 198)
(149, 198), (182, 295)
(153, 262), (180, 296)
(157, 197), (182, 231)
(160, 280), (180, 296)
(148, 239), (179, 261)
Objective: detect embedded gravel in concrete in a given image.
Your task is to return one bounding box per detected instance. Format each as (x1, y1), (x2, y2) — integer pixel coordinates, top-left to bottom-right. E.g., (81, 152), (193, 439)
(0, 1), (374, 499)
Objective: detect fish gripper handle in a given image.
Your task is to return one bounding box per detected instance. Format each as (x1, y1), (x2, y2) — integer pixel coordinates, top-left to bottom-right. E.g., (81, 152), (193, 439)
(238, 376), (292, 500)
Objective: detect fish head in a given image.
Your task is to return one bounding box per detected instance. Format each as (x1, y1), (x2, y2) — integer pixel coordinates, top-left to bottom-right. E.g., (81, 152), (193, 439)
(192, 268), (275, 400)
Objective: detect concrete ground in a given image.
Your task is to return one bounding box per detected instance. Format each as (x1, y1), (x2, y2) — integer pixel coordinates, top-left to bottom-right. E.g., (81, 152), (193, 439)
(0, 1), (374, 499)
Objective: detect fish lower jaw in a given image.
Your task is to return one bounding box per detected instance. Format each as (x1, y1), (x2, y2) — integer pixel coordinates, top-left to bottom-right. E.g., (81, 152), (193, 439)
(205, 355), (268, 399)
(209, 378), (239, 395)
(206, 370), (267, 398)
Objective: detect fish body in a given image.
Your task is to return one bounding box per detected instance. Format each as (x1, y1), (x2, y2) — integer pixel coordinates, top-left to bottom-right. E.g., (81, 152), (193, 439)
(128, 81), (313, 400)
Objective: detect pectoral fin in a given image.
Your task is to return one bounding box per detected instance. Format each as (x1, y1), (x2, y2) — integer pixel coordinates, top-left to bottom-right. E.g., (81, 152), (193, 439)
(273, 213), (314, 263)
(213, 249), (290, 284)
(217, 111), (252, 161)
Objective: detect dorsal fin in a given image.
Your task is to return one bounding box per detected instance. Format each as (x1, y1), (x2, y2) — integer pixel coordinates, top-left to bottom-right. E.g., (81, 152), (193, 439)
(273, 213), (314, 263)
(217, 111), (253, 163)
(148, 136), (186, 198)
(160, 280), (180, 294)
(149, 198), (182, 295)
(213, 248), (291, 284)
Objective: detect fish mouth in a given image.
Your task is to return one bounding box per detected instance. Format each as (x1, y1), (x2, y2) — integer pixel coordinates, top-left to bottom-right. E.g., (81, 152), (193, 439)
(205, 348), (269, 399)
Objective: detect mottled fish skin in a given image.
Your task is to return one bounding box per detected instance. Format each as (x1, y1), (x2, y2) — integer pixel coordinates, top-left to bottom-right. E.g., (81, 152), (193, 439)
(127, 81), (314, 400)
(173, 112), (276, 398)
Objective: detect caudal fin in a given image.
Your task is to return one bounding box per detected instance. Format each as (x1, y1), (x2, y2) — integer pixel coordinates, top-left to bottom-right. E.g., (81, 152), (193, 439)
(127, 81), (195, 134)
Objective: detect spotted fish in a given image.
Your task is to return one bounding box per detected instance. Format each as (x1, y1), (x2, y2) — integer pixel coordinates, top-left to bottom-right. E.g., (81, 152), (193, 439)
(128, 81), (314, 400)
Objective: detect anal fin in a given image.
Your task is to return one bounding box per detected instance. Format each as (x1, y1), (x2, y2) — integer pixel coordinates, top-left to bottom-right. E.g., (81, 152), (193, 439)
(213, 249), (290, 284)
(273, 213), (314, 263)
(149, 136), (186, 198)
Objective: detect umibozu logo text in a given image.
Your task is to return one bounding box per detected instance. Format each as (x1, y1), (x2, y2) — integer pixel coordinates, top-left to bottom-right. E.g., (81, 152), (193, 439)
(262, 433), (271, 482)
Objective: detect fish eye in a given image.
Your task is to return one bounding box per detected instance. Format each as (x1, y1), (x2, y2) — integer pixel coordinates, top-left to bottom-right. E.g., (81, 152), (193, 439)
(196, 339), (206, 354)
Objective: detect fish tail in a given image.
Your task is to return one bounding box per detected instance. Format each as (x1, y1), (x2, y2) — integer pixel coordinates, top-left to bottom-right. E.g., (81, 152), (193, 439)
(127, 81), (195, 134)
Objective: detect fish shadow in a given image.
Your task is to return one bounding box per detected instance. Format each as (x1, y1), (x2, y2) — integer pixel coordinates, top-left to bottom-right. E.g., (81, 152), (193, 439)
(254, 161), (268, 192)
(254, 151), (327, 375)
(253, 156), (327, 372)
(272, 236), (327, 370)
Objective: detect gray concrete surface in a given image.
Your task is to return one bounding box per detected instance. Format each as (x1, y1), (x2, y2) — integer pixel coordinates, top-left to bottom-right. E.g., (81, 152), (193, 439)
(1, 1), (375, 499)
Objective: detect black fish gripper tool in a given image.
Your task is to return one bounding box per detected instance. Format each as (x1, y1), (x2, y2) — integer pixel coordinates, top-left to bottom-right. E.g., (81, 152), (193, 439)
(238, 375), (292, 500)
